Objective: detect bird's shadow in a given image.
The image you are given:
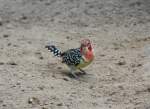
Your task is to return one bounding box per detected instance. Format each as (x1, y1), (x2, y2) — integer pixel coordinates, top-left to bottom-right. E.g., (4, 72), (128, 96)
(60, 70), (86, 79)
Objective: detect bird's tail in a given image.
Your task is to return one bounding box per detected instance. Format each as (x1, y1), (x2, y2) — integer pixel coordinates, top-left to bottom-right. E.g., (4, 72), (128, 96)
(45, 45), (62, 57)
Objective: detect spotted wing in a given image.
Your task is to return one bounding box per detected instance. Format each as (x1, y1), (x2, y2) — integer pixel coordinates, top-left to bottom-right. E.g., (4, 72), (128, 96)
(61, 48), (82, 66)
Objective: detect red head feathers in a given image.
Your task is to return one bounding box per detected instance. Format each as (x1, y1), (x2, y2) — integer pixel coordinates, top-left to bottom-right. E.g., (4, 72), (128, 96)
(80, 39), (92, 51)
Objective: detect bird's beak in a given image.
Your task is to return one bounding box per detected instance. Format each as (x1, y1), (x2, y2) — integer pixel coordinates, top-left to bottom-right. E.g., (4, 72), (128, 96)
(86, 47), (89, 51)
(85, 47), (89, 52)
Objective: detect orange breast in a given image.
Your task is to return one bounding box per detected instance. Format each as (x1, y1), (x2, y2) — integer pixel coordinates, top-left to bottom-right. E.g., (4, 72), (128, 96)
(85, 51), (94, 61)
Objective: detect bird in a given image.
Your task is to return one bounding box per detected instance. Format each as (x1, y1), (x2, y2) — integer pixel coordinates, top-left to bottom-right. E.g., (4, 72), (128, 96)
(45, 39), (94, 78)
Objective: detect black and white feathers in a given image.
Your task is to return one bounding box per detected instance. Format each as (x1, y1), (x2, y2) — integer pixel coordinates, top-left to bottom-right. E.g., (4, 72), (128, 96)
(45, 45), (62, 57)
(61, 48), (82, 66)
(45, 45), (82, 66)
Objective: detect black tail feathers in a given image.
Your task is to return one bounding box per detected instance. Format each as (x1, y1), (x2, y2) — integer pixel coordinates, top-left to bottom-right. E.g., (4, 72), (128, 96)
(45, 45), (62, 57)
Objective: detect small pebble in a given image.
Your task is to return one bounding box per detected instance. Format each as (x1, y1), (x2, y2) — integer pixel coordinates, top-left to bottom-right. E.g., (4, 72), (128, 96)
(50, 86), (54, 89)
(38, 86), (44, 90)
(120, 56), (124, 58)
(0, 21), (3, 26)
(89, 85), (94, 89)
(66, 36), (70, 39)
(63, 77), (69, 81)
(57, 103), (63, 106)
(21, 89), (25, 92)
(2, 104), (6, 107)
(57, 66), (62, 69)
(0, 62), (4, 65)
(42, 107), (48, 109)
(147, 88), (150, 92)
(100, 54), (105, 57)
(116, 61), (126, 66)
(7, 43), (11, 46)
(7, 62), (17, 65)
(28, 97), (40, 105)
(118, 85), (124, 90)
(0, 18), (3, 26)
(21, 15), (27, 20)
(16, 82), (21, 85)
(39, 56), (44, 60)
(35, 52), (41, 55)
(13, 45), (19, 47)
(137, 63), (142, 67)
(45, 2), (51, 6)
(0, 100), (3, 103)
(28, 41), (32, 44)
(3, 34), (9, 38)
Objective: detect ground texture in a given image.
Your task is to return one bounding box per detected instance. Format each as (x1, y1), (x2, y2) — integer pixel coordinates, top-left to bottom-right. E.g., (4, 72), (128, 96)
(0, 0), (150, 109)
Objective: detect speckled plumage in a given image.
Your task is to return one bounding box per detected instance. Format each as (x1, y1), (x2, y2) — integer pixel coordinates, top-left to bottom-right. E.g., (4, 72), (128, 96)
(45, 45), (61, 57)
(45, 46), (83, 66)
(45, 39), (94, 77)
(61, 48), (82, 66)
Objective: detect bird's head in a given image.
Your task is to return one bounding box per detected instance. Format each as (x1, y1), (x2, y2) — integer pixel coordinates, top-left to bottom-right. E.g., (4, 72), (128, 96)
(80, 39), (93, 54)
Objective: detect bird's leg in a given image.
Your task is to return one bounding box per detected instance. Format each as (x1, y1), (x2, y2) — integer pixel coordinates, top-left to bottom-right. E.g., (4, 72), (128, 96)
(69, 67), (78, 78)
(70, 71), (78, 78)
(79, 68), (87, 75)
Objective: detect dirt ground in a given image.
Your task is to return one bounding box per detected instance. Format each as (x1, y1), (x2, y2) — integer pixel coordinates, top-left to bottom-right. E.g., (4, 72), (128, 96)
(0, 0), (150, 109)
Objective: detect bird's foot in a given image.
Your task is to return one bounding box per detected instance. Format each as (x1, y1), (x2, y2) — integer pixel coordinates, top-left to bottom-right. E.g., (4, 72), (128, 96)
(68, 72), (78, 79)
(79, 68), (87, 75)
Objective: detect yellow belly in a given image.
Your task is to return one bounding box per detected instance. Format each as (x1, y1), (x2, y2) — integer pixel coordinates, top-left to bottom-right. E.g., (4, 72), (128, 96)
(76, 59), (93, 69)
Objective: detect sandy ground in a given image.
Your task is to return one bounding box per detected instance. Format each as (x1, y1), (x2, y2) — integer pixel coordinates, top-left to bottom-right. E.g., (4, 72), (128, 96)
(0, 0), (150, 109)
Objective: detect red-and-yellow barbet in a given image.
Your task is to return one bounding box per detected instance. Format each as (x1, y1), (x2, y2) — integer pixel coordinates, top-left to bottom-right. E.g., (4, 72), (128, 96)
(45, 39), (94, 78)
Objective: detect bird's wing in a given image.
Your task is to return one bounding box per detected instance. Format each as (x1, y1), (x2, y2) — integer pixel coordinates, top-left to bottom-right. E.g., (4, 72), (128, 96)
(62, 48), (82, 66)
